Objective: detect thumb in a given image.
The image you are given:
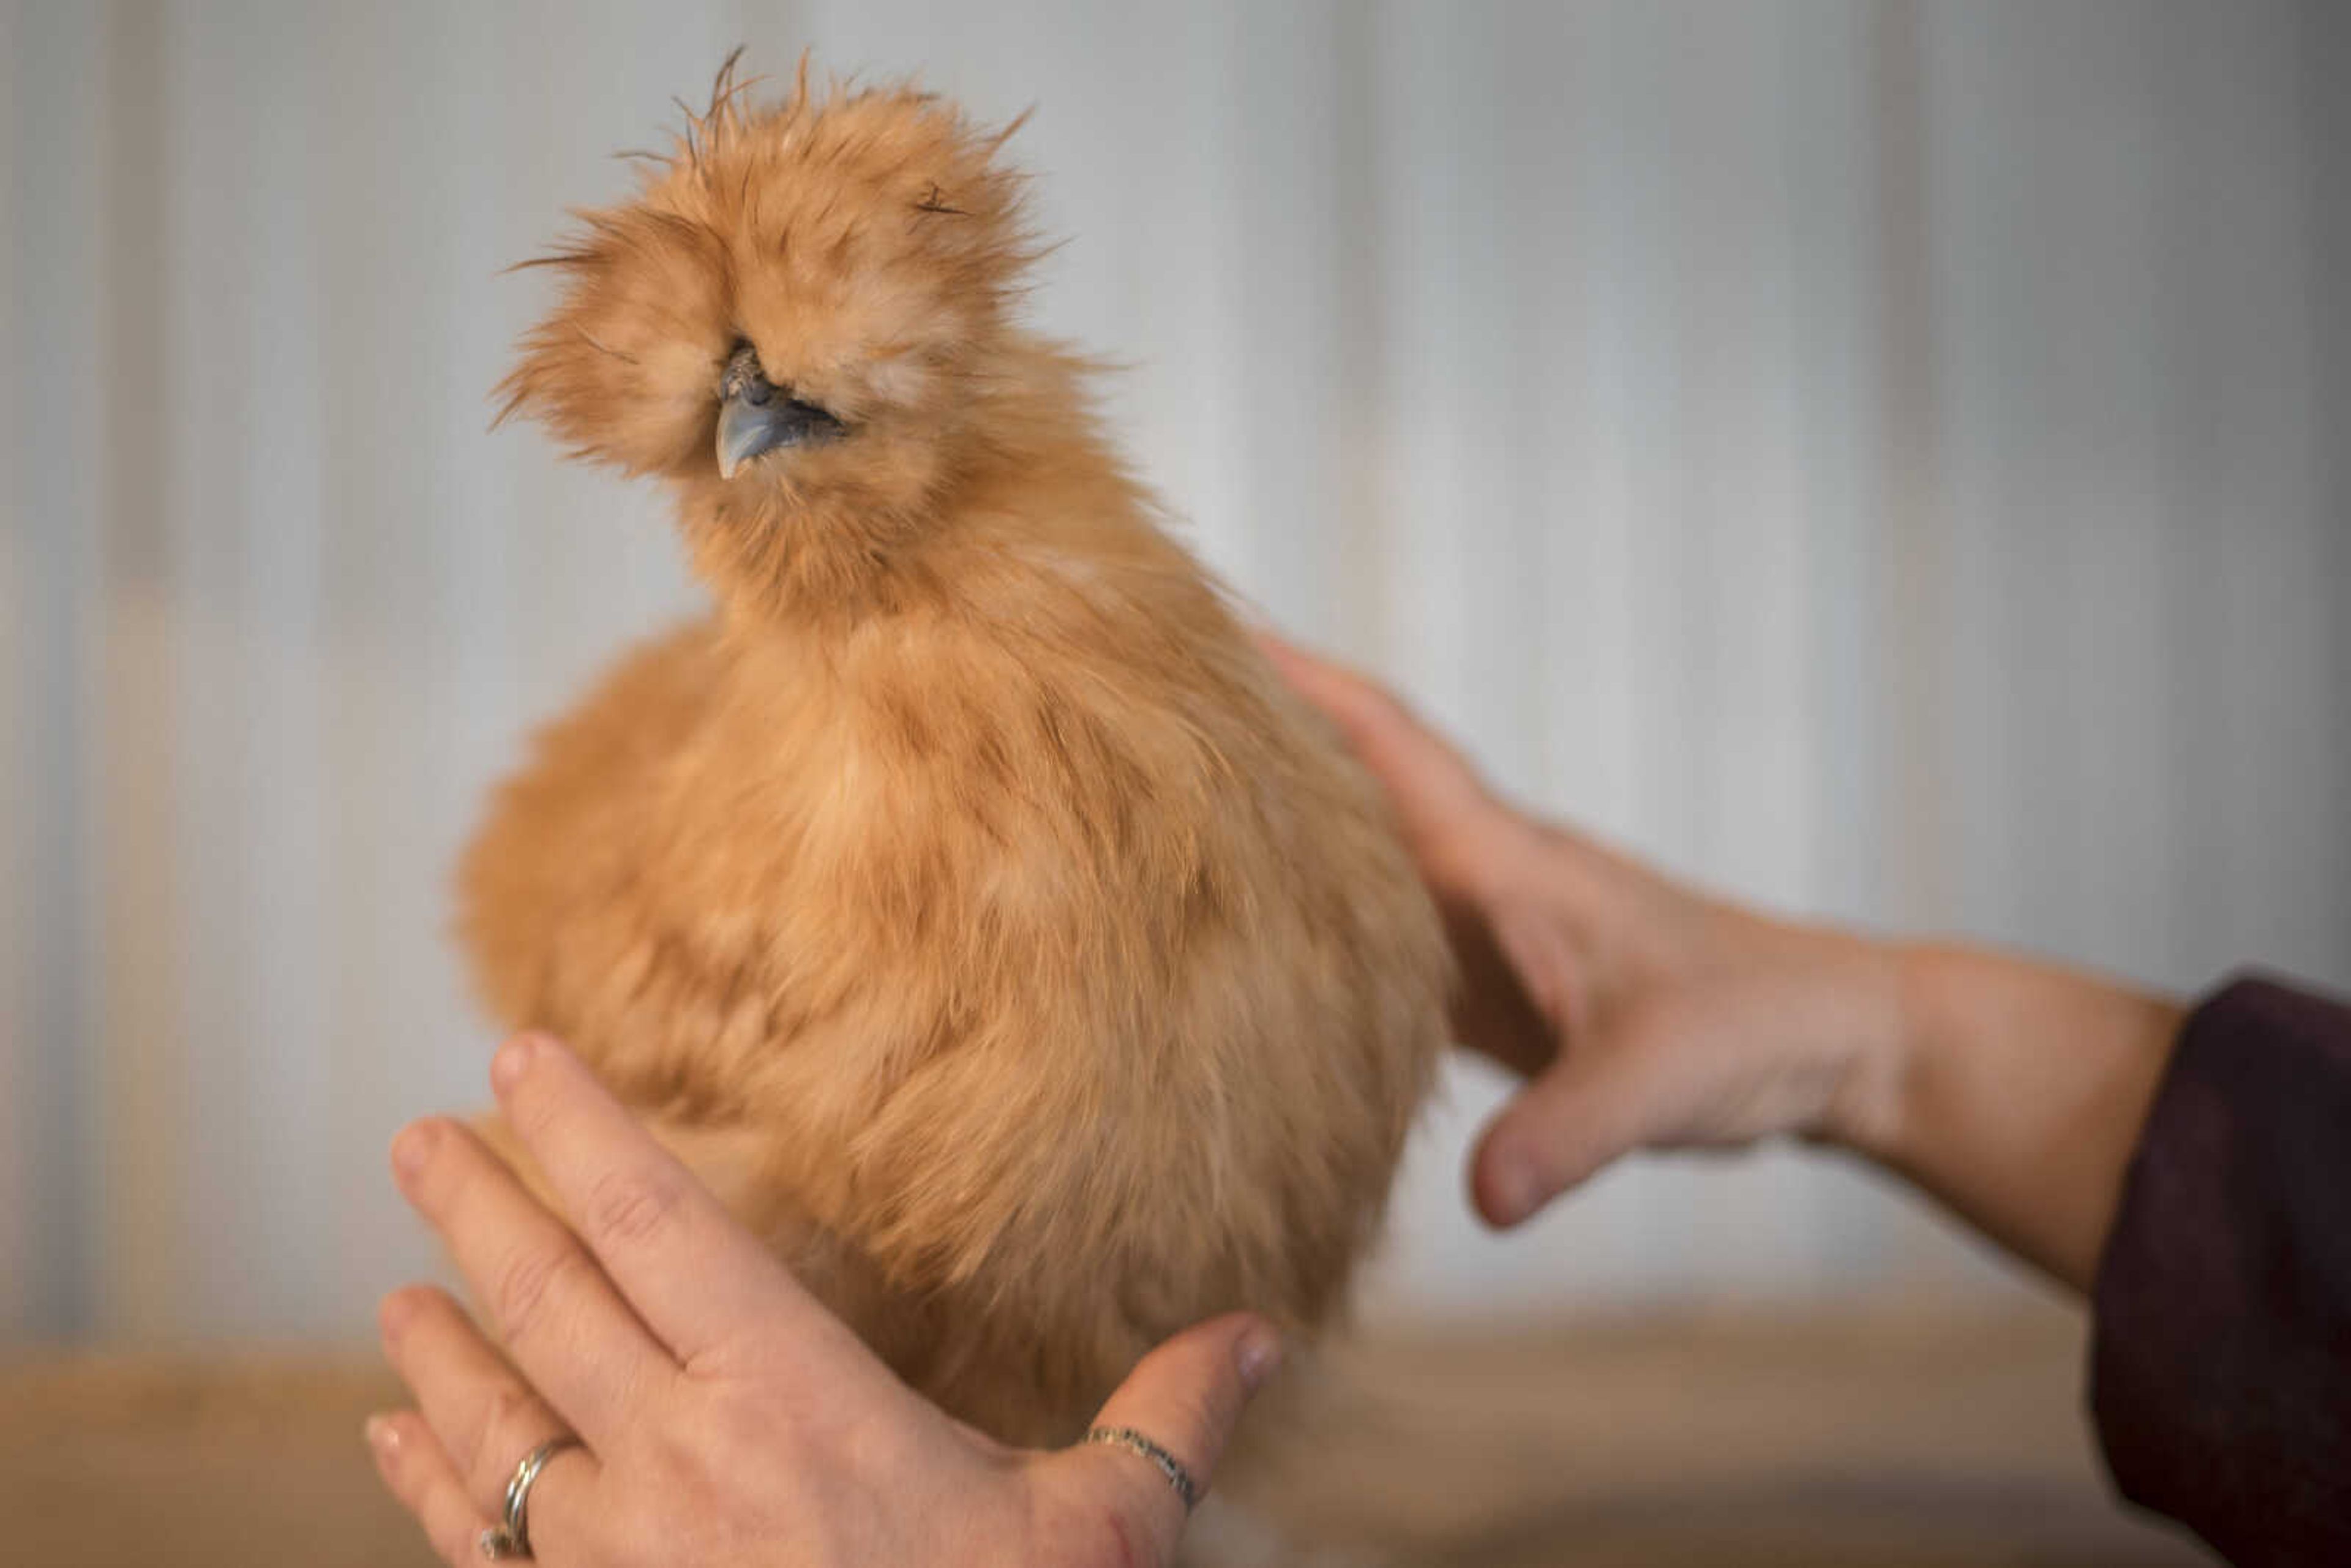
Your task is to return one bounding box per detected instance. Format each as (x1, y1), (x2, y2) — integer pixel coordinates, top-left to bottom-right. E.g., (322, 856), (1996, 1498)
(1067, 1313), (1284, 1559)
(1472, 1013), (1681, 1227)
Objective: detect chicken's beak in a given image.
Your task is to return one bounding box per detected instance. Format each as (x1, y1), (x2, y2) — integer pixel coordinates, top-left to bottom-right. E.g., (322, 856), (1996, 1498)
(716, 346), (844, 479)
(717, 390), (791, 480)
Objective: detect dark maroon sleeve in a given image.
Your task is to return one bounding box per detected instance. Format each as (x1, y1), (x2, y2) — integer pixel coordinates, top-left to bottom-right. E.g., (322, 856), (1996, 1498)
(2091, 974), (2351, 1565)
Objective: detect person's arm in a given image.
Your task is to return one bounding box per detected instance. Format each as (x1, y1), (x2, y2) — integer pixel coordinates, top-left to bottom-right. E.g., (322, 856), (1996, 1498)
(1859, 946), (2181, 1290)
(1264, 632), (2351, 1564)
(371, 1035), (1279, 1568)
(1260, 632), (2174, 1292)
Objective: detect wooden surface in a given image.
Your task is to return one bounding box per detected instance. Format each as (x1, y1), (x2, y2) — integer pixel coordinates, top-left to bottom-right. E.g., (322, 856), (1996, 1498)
(1216, 1302), (2213, 1566)
(1, 1302), (2212, 1567)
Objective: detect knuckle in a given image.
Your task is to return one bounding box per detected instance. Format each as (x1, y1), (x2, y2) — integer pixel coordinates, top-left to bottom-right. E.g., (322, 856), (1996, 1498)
(686, 1394), (790, 1480)
(1145, 1389), (1217, 1466)
(512, 1086), (563, 1146)
(463, 1382), (540, 1479)
(492, 1242), (585, 1341)
(656, 1436), (729, 1517)
(616, 1435), (744, 1557)
(637, 1426), (700, 1489)
(587, 1168), (683, 1250)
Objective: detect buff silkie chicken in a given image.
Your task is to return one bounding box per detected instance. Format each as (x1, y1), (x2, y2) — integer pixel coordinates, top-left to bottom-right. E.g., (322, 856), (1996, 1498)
(457, 56), (1449, 1452)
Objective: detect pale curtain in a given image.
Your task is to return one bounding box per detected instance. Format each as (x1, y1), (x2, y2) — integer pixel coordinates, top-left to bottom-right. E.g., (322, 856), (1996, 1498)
(4, 0), (2345, 1343)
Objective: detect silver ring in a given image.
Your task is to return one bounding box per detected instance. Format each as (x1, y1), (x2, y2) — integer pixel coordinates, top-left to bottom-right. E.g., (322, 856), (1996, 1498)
(478, 1435), (582, 1560)
(1084, 1425), (1199, 1511)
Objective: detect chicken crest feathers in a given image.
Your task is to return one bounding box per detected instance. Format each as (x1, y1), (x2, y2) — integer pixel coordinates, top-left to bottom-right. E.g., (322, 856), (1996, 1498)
(496, 50), (1041, 486)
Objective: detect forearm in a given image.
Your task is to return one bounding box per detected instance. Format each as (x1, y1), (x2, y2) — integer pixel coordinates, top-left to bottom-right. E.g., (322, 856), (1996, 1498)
(1851, 945), (2184, 1293)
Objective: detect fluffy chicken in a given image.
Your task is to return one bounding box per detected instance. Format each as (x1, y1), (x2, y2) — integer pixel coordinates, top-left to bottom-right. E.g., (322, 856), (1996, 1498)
(459, 56), (1449, 1448)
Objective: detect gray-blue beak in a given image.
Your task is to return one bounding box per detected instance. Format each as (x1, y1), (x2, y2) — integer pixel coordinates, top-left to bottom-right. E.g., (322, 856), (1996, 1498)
(716, 343), (844, 478)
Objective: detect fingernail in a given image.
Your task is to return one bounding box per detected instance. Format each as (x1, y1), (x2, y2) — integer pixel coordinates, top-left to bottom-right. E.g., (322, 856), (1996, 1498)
(1236, 1324), (1284, 1393)
(364, 1413), (399, 1458)
(490, 1034), (541, 1095)
(389, 1120), (440, 1184)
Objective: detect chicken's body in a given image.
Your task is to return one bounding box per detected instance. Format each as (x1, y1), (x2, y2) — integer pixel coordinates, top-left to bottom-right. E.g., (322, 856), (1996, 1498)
(459, 64), (1449, 1447)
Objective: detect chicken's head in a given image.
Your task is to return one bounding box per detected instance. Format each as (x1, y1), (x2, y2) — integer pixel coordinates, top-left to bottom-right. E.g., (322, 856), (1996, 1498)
(497, 54), (1046, 607)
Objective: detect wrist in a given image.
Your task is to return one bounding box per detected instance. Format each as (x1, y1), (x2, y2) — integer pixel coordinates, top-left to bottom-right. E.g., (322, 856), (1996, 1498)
(1835, 940), (2018, 1171)
(1807, 931), (1929, 1165)
(1834, 941), (2185, 1289)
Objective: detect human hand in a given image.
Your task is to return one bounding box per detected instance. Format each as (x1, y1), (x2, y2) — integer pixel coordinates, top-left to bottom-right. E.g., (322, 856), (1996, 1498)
(1260, 634), (1911, 1228)
(370, 1034), (1281, 1568)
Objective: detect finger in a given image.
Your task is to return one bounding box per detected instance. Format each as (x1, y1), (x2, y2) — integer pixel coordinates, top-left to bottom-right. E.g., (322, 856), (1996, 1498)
(1252, 632), (1495, 845)
(1472, 1015), (1684, 1226)
(487, 1033), (844, 1367)
(366, 1409), (498, 1568)
(1069, 1313), (1283, 1560)
(391, 1114), (670, 1440)
(380, 1285), (596, 1525)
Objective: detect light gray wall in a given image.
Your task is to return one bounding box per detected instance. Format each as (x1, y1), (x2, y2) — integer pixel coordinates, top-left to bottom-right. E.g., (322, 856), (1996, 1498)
(4, 0), (2345, 1343)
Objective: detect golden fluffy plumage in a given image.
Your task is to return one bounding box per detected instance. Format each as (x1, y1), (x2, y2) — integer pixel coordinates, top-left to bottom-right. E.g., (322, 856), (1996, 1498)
(459, 55), (1450, 1447)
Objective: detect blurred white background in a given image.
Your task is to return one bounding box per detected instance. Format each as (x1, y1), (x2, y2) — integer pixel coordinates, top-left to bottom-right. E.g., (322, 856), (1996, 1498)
(4, 0), (2345, 1346)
